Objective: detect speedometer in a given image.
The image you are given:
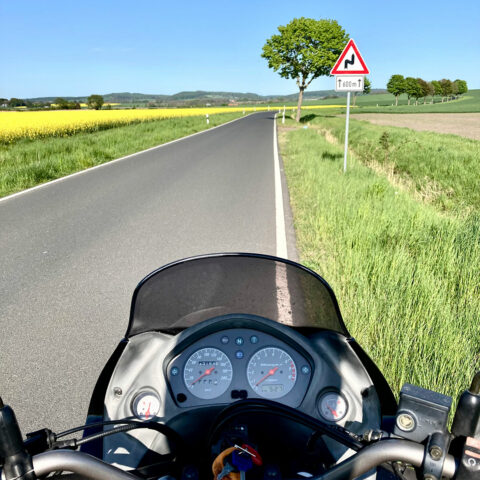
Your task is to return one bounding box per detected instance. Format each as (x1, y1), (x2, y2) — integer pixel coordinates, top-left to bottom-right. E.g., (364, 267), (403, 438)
(183, 347), (233, 399)
(247, 347), (297, 399)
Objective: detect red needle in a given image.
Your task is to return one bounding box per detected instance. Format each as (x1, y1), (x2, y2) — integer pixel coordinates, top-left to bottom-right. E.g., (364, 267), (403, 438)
(145, 402), (151, 420)
(191, 366), (216, 385)
(255, 366), (279, 386)
(327, 405), (338, 418)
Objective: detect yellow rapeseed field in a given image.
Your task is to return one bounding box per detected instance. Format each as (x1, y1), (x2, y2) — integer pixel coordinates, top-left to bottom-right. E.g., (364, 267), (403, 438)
(0, 105), (345, 143)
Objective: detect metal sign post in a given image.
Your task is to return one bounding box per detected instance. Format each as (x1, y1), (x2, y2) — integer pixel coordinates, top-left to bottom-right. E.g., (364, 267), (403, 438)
(344, 92), (350, 173)
(330, 39), (369, 174)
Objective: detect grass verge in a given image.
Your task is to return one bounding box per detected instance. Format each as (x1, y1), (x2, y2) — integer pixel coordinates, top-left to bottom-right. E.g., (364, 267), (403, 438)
(286, 114), (480, 215)
(280, 123), (480, 404)
(0, 112), (243, 198)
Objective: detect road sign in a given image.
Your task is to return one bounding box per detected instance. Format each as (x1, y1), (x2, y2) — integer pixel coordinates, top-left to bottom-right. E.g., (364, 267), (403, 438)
(331, 40), (369, 173)
(335, 75), (365, 92)
(330, 39), (369, 75)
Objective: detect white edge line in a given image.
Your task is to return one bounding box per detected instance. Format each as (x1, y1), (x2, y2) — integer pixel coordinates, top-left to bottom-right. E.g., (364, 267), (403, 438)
(0, 113), (255, 204)
(273, 113), (288, 259)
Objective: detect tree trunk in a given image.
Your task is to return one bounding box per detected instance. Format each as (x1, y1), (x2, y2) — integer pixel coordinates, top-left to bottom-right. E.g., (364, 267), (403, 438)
(408, 98), (411, 105)
(353, 93), (357, 106)
(296, 87), (305, 122)
(395, 95), (398, 106)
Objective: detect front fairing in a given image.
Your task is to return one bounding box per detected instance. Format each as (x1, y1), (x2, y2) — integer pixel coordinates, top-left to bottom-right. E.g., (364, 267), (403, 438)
(126, 253), (349, 337)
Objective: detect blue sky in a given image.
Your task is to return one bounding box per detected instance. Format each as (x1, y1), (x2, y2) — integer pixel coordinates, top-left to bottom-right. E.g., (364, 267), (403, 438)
(1, 0), (479, 98)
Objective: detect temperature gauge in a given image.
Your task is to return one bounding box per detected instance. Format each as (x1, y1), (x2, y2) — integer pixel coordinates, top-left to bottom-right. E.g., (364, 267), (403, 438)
(318, 391), (348, 422)
(132, 391), (160, 420)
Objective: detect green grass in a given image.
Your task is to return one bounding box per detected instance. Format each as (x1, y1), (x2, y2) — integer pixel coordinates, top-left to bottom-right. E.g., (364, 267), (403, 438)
(288, 114), (480, 214)
(0, 112), (244, 198)
(279, 121), (480, 404)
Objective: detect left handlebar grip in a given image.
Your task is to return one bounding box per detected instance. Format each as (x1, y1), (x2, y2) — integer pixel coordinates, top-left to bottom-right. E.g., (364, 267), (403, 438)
(0, 399), (35, 480)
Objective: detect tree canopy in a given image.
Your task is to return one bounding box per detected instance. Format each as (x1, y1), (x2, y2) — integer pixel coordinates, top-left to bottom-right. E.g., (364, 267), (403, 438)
(87, 94), (104, 110)
(454, 79), (468, 95)
(404, 77), (422, 105)
(262, 17), (348, 121)
(386, 75), (406, 106)
(439, 79), (453, 98)
(363, 77), (371, 95)
(431, 80), (442, 96)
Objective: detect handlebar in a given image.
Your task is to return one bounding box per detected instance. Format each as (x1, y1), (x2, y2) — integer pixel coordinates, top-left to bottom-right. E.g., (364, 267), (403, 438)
(4, 439), (456, 480)
(314, 439), (457, 480)
(32, 450), (138, 480)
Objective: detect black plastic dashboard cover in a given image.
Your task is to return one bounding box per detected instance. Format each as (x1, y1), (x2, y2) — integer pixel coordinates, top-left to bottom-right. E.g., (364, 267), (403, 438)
(126, 253), (349, 337)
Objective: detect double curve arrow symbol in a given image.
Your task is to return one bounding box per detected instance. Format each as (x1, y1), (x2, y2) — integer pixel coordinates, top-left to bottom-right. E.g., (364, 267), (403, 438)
(344, 54), (355, 69)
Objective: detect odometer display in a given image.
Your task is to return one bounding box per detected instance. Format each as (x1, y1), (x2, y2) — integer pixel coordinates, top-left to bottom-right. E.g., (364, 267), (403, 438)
(183, 348), (233, 399)
(247, 347), (297, 399)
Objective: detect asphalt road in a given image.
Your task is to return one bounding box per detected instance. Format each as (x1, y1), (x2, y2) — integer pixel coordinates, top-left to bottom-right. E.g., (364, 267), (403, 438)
(0, 112), (294, 435)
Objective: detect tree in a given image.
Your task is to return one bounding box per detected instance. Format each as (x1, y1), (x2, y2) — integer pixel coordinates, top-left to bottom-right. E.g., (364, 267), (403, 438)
(426, 82), (435, 103)
(363, 77), (371, 96)
(8, 98), (26, 107)
(431, 80), (442, 101)
(261, 17), (348, 121)
(55, 97), (69, 109)
(454, 79), (468, 95)
(352, 76), (371, 106)
(87, 94), (104, 110)
(404, 77), (421, 105)
(416, 78), (430, 104)
(451, 81), (459, 97)
(439, 79), (453, 102)
(386, 74), (406, 106)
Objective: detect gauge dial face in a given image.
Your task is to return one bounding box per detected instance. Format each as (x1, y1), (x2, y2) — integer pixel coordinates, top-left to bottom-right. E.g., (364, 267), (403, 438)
(132, 391), (160, 420)
(318, 392), (348, 422)
(183, 348), (233, 399)
(247, 347), (297, 399)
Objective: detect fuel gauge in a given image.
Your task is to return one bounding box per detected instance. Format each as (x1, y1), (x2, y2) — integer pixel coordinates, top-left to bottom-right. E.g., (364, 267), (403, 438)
(318, 391), (348, 422)
(132, 391), (160, 420)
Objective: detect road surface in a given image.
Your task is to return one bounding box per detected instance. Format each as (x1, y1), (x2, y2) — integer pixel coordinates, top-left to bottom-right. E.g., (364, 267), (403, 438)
(0, 112), (295, 434)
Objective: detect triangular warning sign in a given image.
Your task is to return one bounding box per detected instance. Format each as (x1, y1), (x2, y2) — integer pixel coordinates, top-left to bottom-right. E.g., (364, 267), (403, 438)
(330, 39), (369, 75)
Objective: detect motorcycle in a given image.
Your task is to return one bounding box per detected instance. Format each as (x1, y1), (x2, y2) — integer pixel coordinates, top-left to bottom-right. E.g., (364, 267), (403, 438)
(1, 253), (479, 480)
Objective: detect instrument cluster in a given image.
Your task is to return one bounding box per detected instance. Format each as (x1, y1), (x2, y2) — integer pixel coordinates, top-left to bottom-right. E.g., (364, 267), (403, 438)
(165, 328), (313, 409)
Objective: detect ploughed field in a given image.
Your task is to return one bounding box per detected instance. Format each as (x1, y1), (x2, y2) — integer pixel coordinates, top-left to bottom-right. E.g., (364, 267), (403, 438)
(351, 113), (480, 140)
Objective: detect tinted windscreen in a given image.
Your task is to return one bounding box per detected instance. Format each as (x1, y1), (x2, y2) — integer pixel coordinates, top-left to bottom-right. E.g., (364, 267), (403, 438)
(127, 254), (348, 337)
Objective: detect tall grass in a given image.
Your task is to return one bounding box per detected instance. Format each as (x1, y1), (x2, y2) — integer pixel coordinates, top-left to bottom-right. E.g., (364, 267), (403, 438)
(0, 112), (243, 198)
(292, 115), (480, 214)
(280, 126), (480, 402)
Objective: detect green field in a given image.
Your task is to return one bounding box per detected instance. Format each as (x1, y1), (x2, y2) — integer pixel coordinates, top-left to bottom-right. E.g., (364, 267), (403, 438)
(0, 112), (243, 198)
(270, 89), (480, 114)
(279, 114), (480, 404)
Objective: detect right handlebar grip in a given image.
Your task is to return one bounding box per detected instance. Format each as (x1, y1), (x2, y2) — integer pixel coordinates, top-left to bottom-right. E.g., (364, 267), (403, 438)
(0, 399), (35, 480)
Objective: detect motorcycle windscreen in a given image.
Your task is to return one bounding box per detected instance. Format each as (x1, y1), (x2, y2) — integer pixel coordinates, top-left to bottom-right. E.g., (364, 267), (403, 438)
(126, 253), (349, 337)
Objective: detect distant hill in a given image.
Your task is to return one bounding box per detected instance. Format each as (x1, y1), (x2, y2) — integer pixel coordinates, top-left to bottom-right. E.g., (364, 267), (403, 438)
(26, 89), (388, 105)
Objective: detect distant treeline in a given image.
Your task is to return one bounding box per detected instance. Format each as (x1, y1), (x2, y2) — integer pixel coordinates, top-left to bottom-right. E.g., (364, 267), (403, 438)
(1, 95), (105, 110)
(387, 75), (468, 105)
(1, 97), (81, 110)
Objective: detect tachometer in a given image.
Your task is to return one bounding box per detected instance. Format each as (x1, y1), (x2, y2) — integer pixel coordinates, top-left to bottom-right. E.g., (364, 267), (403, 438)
(247, 347), (297, 399)
(183, 347), (233, 399)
